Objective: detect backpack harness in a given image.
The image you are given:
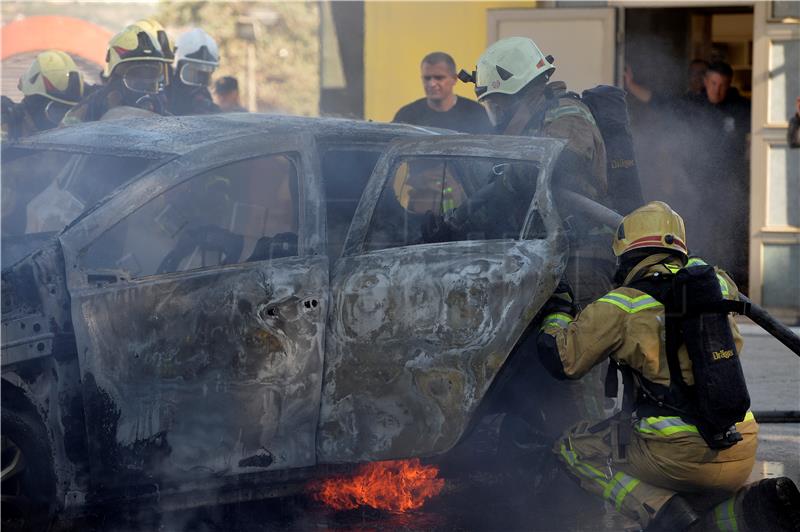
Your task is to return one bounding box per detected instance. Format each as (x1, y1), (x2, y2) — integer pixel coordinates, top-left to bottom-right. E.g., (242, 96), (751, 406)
(599, 260), (752, 458)
(530, 84), (645, 216)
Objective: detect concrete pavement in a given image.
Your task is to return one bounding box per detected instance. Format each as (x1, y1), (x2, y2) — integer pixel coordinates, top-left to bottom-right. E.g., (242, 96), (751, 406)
(739, 321), (800, 484)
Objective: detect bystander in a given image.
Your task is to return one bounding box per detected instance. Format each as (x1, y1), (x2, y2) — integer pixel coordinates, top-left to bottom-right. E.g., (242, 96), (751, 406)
(214, 76), (248, 113)
(393, 52), (491, 134)
(624, 59), (708, 109)
(683, 61), (751, 291)
(789, 96), (800, 148)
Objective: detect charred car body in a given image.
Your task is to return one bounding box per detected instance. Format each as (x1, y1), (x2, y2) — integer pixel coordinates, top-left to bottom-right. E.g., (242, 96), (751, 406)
(1, 114), (580, 524)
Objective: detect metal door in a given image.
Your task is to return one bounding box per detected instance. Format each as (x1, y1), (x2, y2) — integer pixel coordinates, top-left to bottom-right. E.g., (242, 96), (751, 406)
(318, 135), (568, 463)
(60, 135), (328, 486)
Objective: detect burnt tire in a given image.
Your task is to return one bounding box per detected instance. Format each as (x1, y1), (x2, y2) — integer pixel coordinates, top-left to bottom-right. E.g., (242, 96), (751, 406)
(1, 408), (57, 532)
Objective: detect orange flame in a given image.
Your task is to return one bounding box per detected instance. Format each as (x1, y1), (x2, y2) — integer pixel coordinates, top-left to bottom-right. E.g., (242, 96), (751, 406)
(311, 459), (445, 513)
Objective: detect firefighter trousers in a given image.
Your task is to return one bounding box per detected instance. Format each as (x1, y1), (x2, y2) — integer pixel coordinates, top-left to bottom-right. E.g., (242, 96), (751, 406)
(554, 413), (759, 529)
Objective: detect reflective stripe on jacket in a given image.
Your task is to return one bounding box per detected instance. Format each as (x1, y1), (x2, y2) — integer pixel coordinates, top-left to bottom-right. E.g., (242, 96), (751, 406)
(539, 258), (744, 387)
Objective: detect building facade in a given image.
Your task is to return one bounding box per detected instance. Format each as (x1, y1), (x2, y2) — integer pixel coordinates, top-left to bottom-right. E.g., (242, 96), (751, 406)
(341, 0), (799, 321)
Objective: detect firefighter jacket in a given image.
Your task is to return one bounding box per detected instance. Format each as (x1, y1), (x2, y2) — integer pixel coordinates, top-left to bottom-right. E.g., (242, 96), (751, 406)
(165, 82), (220, 116)
(537, 256), (744, 389)
(505, 81), (615, 275)
(505, 81), (608, 205)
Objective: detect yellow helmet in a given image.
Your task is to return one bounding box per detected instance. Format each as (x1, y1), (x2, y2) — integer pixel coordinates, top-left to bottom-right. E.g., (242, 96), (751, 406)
(104, 23), (172, 79)
(132, 18), (174, 61)
(18, 50), (84, 105)
(612, 201), (688, 257)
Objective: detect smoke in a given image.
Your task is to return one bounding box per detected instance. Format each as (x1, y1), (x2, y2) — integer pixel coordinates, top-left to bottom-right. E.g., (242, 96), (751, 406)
(625, 13), (751, 290)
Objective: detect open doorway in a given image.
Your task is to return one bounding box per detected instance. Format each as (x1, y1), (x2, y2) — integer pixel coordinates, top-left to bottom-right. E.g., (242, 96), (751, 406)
(624, 6), (754, 292)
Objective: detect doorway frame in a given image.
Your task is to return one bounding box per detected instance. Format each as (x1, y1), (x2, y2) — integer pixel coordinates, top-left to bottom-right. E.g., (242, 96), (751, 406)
(749, 1), (800, 319)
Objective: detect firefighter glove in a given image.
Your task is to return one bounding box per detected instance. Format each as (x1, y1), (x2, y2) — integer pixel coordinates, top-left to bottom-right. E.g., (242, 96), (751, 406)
(542, 276), (576, 316)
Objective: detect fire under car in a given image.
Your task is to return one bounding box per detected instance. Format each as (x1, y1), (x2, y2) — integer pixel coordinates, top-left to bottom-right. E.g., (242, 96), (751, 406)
(1, 113), (611, 528)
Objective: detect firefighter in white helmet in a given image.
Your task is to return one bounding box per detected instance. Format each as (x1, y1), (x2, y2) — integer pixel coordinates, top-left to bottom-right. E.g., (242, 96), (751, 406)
(457, 37), (612, 307)
(166, 28), (220, 115)
(62, 21), (172, 124)
(425, 36), (633, 434)
(537, 201), (800, 531)
(1, 50), (84, 139)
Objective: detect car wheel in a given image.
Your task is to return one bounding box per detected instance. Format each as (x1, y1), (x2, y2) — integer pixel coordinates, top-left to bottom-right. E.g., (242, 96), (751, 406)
(1, 408), (56, 532)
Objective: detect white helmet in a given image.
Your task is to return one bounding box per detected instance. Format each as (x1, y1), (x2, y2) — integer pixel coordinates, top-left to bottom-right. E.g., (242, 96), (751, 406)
(175, 28), (219, 86)
(474, 37), (554, 101)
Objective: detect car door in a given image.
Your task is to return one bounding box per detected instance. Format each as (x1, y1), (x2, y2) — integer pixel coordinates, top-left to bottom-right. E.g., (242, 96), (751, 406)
(59, 134), (328, 488)
(318, 135), (568, 463)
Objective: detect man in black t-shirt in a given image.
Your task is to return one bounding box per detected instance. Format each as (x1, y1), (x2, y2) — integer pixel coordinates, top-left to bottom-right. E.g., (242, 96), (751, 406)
(393, 52), (492, 134)
(681, 61), (751, 291)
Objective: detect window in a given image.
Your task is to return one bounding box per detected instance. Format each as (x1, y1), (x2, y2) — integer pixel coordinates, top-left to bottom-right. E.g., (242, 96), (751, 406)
(322, 149), (382, 260)
(1, 150), (158, 237)
(763, 244), (800, 308)
(771, 1), (800, 20)
(364, 156), (540, 252)
(768, 40), (800, 124)
(767, 144), (800, 228)
(81, 154), (299, 278)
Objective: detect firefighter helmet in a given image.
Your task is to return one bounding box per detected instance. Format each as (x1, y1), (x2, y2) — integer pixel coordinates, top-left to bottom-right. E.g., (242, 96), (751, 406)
(473, 37), (554, 101)
(132, 18), (174, 61)
(18, 50), (84, 105)
(175, 28), (219, 87)
(104, 23), (172, 79)
(612, 201), (688, 257)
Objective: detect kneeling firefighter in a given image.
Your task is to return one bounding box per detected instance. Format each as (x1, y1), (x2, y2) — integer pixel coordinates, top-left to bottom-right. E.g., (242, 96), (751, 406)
(1, 50), (84, 139)
(537, 201), (800, 531)
(62, 21), (172, 124)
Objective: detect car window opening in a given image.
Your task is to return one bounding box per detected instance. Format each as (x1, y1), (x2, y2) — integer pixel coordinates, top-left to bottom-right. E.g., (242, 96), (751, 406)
(80, 153), (300, 279)
(322, 149), (383, 261)
(364, 156), (541, 252)
(2, 150), (159, 238)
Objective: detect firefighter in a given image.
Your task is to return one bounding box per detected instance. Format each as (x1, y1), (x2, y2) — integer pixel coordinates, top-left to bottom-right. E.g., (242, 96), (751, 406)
(455, 36), (614, 307)
(440, 36), (620, 425)
(537, 201), (800, 531)
(166, 28), (220, 115)
(1, 50), (84, 140)
(62, 21), (172, 124)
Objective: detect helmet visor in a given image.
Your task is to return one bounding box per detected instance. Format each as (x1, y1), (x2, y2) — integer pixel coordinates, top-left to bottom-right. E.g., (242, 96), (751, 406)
(179, 62), (215, 87)
(481, 93), (515, 129)
(44, 100), (72, 125)
(121, 63), (165, 94)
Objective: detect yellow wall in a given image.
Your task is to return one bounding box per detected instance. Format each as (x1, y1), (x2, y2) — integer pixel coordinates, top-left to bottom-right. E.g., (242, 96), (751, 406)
(365, 1), (533, 122)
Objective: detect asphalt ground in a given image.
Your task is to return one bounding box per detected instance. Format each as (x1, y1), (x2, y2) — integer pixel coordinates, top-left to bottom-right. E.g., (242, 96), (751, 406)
(739, 321), (800, 484)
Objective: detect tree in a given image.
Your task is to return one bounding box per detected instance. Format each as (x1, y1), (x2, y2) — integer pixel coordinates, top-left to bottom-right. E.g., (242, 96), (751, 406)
(158, 1), (320, 116)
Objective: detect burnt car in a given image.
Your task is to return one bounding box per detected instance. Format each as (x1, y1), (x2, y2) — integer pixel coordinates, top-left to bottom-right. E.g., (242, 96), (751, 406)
(1, 114), (579, 527)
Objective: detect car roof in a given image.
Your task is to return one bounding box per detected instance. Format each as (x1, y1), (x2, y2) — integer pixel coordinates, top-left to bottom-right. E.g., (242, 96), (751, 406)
(7, 113), (445, 158)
